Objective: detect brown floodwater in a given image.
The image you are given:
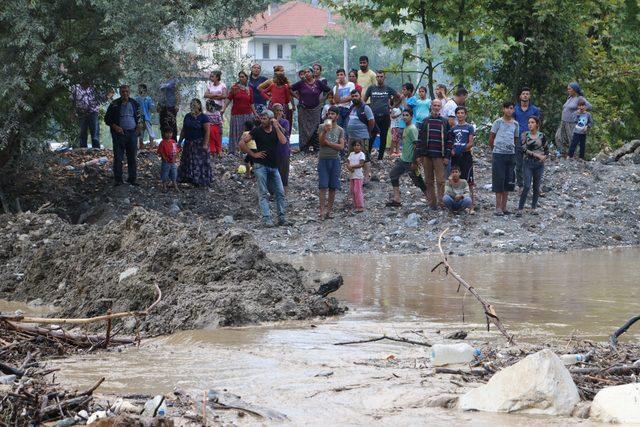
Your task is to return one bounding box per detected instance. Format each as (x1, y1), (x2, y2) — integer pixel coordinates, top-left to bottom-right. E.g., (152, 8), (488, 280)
(35, 248), (640, 425)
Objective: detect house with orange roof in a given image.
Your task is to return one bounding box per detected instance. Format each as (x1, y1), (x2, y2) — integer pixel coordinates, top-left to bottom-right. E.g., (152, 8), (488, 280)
(200, 1), (340, 74)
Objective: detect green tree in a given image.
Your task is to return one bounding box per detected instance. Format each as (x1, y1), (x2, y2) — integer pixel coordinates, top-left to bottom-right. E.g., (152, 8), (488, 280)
(0, 0), (267, 172)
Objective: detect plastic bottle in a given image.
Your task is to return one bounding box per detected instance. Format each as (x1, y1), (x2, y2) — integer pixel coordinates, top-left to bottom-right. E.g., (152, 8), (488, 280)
(430, 343), (481, 366)
(157, 400), (167, 416)
(559, 354), (584, 366)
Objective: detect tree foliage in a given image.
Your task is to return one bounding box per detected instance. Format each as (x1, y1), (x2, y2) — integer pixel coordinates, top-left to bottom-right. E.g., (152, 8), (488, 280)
(0, 0), (267, 171)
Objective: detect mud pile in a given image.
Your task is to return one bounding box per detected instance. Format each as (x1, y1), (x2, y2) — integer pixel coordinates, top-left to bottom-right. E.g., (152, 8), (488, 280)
(0, 208), (345, 334)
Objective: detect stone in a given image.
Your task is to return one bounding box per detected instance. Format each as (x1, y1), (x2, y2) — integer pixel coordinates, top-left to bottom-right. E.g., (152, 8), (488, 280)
(55, 418), (77, 427)
(458, 349), (580, 416)
(590, 383), (640, 424)
(0, 375), (17, 384)
(169, 202), (180, 215)
(452, 235), (463, 243)
(492, 229), (505, 236)
(221, 215), (234, 224)
(612, 139), (640, 160)
(427, 218), (439, 225)
(118, 267), (139, 283)
(405, 213), (420, 228)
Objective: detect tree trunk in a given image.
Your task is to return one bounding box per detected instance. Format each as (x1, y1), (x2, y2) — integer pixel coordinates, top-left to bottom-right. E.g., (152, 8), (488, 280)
(420, 9), (435, 99)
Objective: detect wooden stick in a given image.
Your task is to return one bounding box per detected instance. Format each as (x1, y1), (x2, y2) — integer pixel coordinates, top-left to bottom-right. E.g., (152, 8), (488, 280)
(334, 335), (431, 347)
(610, 314), (640, 346)
(2, 322), (135, 346)
(0, 284), (162, 325)
(434, 228), (514, 344)
(104, 309), (112, 349)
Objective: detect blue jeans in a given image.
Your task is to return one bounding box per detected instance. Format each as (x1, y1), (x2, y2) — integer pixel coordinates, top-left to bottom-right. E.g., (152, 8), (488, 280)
(112, 129), (138, 183)
(253, 163), (286, 222)
(443, 194), (472, 212)
(160, 161), (177, 182)
(79, 112), (100, 148)
(518, 159), (544, 209)
(568, 133), (586, 159)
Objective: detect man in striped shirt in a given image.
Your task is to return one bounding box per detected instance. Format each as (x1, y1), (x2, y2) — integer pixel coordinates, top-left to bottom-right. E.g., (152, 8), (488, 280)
(414, 99), (452, 210)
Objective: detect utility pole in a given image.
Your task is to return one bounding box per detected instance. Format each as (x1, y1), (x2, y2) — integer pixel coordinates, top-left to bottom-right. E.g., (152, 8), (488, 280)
(343, 37), (348, 71)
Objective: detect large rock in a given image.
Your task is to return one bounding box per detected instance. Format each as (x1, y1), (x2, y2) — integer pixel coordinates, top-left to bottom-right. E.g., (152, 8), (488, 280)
(612, 139), (640, 160)
(458, 349), (580, 415)
(590, 383), (640, 423)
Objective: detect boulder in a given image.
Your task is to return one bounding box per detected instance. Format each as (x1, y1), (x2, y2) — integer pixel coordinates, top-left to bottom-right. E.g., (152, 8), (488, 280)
(590, 383), (640, 424)
(612, 139), (640, 160)
(458, 349), (580, 415)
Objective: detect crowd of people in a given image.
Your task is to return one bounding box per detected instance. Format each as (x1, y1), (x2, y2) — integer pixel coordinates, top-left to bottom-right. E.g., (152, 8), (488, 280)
(70, 56), (594, 225)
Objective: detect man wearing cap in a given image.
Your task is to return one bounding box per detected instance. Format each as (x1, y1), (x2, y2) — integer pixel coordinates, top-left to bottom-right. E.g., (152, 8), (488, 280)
(239, 110), (291, 227)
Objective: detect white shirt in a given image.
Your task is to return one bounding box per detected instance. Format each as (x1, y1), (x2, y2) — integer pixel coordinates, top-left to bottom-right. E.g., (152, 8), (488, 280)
(442, 99), (458, 125)
(333, 81), (355, 108)
(348, 151), (366, 180)
(206, 82), (227, 108)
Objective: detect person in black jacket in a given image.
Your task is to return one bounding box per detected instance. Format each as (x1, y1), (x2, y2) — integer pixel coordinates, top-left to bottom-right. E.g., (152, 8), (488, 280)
(104, 85), (143, 186)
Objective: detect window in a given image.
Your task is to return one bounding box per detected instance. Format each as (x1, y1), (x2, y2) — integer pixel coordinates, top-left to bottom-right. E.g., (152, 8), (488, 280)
(277, 44), (283, 59)
(262, 43), (270, 59)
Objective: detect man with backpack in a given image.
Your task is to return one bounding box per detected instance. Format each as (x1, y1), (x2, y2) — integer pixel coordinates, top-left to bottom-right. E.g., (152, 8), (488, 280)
(347, 89), (375, 183)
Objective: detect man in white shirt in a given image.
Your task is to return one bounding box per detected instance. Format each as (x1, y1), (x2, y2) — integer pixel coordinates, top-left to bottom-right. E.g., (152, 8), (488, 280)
(442, 86), (468, 127)
(333, 68), (355, 130)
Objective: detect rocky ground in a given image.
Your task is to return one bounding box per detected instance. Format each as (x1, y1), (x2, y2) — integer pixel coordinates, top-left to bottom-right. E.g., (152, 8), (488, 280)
(2, 141), (639, 257)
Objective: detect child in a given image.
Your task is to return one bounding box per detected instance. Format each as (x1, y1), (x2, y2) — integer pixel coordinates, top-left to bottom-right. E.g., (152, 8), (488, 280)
(347, 140), (366, 212)
(157, 128), (179, 190)
(488, 101), (519, 216)
(450, 106), (476, 214)
(242, 120), (257, 178)
(135, 84), (155, 149)
(205, 100), (223, 158)
(568, 97), (592, 160)
(443, 165), (472, 214)
(390, 107), (402, 157)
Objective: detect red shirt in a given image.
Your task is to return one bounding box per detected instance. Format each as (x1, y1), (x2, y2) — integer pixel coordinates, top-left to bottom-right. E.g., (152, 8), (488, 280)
(228, 84), (254, 115)
(261, 83), (291, 106)
(157, 139), (179, 163)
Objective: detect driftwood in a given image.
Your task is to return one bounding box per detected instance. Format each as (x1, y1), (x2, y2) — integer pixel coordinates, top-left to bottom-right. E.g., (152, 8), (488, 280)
(334, 334), (431, 347)
(433, 228), (514, 344)
(610, 314), (640, 346)
(570, 365), (640, 376)
(0, 284), (162, 325)
(2, 322), (136, 347)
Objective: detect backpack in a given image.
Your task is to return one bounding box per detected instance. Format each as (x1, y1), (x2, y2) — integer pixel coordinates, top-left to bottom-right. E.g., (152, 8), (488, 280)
(350, 104), (380, 135)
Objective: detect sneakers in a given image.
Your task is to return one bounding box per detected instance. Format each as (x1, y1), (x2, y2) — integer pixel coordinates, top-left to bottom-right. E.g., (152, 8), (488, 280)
(277, 218), (294, 227)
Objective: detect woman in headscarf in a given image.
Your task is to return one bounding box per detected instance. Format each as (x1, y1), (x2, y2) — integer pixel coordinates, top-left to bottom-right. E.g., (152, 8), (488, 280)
(178, 98), (212, 186)
(555, 82), (592, 157)
(223, 71), (256, 155)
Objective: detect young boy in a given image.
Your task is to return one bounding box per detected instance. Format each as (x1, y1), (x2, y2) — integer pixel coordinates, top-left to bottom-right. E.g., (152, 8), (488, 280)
(568, 97), (592, 160)
(205, 100), (223, 158)
(135, 84), (155, 149)
(389, 107), (403, 157)
(347, 141), (366, 212)
(488, 101), (519, 216)
(443, 165), (472, 214)
(157, 128), (179, 190)
(450, 106), (476, 213)
(386, 108), (426, 206)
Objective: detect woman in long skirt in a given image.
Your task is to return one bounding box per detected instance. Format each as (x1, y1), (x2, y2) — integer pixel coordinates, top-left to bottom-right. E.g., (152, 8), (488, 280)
(555, 82), (591, 157)
(223, 71), (256, 155)
(178, 99), (212, 186)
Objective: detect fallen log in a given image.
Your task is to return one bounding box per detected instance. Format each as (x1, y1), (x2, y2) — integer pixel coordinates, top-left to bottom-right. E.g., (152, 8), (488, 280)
(433, 229), (514, 344)
(435, 368), (486, 376)
(570, 365), (640, 376)
(334, 335), (431, 347)
(2, 322), (136, 346)
(610, 314), (640, 346)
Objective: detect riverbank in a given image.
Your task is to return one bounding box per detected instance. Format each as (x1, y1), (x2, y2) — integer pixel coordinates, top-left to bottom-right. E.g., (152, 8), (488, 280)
(1, 146), (639, 256)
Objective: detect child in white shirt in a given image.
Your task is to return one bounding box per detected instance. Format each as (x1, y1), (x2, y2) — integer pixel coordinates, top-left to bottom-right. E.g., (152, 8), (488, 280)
(347, 140), (366, 211)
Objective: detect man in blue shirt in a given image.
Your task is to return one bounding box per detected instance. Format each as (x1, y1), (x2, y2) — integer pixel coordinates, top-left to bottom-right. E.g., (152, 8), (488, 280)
(249, 63), (268, 113)
(513, 87), (541, 190)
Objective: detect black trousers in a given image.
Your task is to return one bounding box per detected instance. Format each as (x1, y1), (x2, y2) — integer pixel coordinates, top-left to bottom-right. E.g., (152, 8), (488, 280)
(113, 130), (138, 183)
(369, 114), (391, 160)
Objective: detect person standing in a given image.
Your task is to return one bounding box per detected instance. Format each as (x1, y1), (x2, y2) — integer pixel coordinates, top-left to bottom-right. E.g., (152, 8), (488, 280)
(348, 69), (363, 94)
(204, 71), (227, 110)
(239, 110), (290, 227)
(332, 69), (355, 131)
(555, 82), (592, 157)
(356, 56), (377, 95)
(517, 116), (548, 215)
(435, 83), (450, 107)
(272, 103), (291, 194)
(414, 99), (451, 210)
(104, 85), (143, 186)
(408, 86), (431, 126)
(178, 99), (212, 187)
(386, 108), (427, 207)
(135, 84), (156, 148)
(317, 106), (346, 219)
(347, 141), (366, 212)
(158, 76), (179, 140)
(450, 106), (476, 213)
(248, 63), (268, 113)
(347, 90), (375, 182)
(363, 70), (399, 160)
(223, 71), (256, 155)
(260, 74), (292, 125)
(290, 67), (331, 152)
(513, 87), (541, 190)
(442, 86), (468, 127)
(70, 81), (102, 149)
(489, 101), (520, 216)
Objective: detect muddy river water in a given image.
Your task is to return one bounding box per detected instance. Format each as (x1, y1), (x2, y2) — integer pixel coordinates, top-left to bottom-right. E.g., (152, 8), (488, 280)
(45, 248), (640, 425)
